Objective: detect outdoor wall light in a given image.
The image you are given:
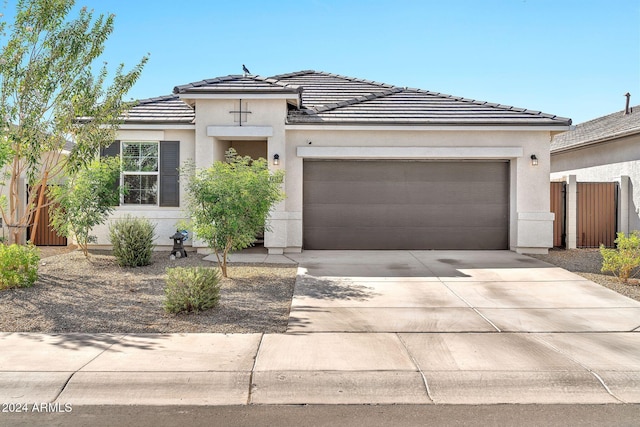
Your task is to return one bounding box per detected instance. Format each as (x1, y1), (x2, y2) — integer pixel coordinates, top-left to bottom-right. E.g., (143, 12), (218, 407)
(273, 153), (280, 165)
(530, 154), (538, 166)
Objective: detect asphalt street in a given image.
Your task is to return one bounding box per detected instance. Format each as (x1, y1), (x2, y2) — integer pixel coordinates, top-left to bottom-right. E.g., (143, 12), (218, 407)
(2, 404), (640, 427)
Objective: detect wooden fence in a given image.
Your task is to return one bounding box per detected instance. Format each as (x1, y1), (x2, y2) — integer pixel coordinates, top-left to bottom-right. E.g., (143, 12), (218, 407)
(576, 182), (617, 248)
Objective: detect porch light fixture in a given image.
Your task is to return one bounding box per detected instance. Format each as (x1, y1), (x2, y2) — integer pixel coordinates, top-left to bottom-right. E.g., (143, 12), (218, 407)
(273, 153), (280, 165)
(530, 154), (538, 166)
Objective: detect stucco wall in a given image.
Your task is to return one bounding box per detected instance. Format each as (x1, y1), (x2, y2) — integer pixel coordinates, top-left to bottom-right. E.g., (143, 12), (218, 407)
(551, 134), (640, 231)
(90, 129), (196, 247)
(283, 128), (554, 253)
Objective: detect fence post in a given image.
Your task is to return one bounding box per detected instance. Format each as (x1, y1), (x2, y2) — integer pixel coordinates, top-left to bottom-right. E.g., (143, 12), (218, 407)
(619, 175), (630, 235)
(566, 175), (577, 249)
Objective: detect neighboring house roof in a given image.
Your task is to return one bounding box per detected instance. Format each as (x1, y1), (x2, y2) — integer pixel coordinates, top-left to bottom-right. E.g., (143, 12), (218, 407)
(551, 105), (640, 153)
(123, 70), (572, 127)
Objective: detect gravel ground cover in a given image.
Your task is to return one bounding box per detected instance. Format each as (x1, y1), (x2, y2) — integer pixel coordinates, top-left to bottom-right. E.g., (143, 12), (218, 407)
(1, 247), (638, 334)
(0, 249), (297, 333)
(530, 248), (640, 303)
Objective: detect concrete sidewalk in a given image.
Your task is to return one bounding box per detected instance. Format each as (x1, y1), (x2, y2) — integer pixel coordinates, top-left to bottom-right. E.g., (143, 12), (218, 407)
(1, 331), (639, 405)
(1, 251), (639, 406)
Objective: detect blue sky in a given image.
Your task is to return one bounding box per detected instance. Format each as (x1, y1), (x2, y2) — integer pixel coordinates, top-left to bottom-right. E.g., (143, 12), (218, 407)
(2, 0), (639, 124)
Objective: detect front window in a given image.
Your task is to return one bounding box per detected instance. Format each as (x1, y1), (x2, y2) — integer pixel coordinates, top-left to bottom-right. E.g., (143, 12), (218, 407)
(122, 142), (158, 205)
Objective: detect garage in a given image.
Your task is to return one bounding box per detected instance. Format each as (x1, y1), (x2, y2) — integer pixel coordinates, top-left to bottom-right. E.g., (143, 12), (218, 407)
(303, 160), (509, 250)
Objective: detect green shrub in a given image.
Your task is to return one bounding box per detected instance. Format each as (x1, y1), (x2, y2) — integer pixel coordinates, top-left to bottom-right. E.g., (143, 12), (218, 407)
(164, 267), (221, 314)
(600, 231), (640, 283)
(109, 215), (156, 267)
(0, 244), (40, 290)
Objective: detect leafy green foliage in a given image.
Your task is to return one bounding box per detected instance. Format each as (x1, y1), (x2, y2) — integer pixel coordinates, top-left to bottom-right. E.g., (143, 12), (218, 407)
(109, 215), (156, 267)
(0, 134), (12, 173)
(0, 243), (40, 289)
(600, 231), (640, 283)
(163, 267), (221, 314)
(0, 0), (147, 243)
(49, 157), (121, 257)
(184, 149), (284, 277)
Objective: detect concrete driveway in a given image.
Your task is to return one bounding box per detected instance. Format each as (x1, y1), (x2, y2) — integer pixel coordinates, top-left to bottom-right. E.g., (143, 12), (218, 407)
(286, 250), (640, 333)
(260, 250), (640, 404)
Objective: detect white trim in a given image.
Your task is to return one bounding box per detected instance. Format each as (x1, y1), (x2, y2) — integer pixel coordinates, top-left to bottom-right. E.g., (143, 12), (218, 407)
(120, 141), (160, 207)
(296, 146), (524, 159)
(518, 212), (555, 221)
(118, 124), (195, 130)
(286, 124), (571, 132)
(178, 93), (298, 100)
(207, 125), (273, 138)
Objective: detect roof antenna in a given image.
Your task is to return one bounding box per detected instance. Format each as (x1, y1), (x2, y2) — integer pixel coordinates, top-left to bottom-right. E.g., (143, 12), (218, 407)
(624, 92), (631, 115)
(243, 64), (251, 77)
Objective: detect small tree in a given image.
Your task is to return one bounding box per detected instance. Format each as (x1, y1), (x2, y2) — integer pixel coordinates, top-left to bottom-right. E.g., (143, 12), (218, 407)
(184, 149), (284, 277)
(49, 157), (121, 257)
(0, 0), (147, 244)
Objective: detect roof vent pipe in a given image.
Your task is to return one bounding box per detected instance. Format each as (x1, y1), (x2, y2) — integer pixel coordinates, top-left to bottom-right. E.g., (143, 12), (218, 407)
(624, 92), (631, 115)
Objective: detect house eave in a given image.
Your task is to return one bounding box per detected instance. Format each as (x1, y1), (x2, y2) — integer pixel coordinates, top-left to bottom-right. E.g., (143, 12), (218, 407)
(118, 123), (196, 130)
(177, 92), (300, 99)
(285, 123), (573, 132)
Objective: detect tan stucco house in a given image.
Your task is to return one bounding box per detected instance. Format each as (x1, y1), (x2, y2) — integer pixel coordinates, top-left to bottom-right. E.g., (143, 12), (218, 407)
(90, 70), (572, 254)
(551, 102), (640, 243)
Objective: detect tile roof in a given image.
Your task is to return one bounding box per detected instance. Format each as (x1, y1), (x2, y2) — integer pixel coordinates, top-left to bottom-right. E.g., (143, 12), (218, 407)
(270, 70), (395, 107)
(173, 75), (301, 95)
(122, 70), (571, 127)
(551, 105), (640, 152)
(277, 71), (571, 126)
(123, 95), (195, 124)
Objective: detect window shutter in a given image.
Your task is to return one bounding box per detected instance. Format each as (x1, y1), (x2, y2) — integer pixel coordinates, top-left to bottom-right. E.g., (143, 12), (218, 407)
(100, 141), (120, 205)
(160, 141), (180, 207)
(100, 140), (120, 158)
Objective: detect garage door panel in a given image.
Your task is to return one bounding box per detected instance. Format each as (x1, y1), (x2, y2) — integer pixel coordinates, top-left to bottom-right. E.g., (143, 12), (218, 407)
(305, 227), (508, 250)
(305, 181), (508, 205)
(304, 203), (508, 228)
(303, 160), (509, 250)
(306, 161), (506, 183)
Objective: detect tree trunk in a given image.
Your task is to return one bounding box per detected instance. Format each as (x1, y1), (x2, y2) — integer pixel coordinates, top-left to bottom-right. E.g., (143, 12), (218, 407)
(213, 246), (227, 278)
(29, 171), (50, 243)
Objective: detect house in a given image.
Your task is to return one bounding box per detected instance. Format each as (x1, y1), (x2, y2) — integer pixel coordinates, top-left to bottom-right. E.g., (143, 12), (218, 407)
(89, 70), (572, 254)
(550, 100), (640, 245)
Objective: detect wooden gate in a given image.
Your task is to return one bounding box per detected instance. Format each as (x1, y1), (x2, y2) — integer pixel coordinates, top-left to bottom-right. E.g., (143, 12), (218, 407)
(577, 182), (617, 248)
(550, 182), (565, 247)
(29, 187), (67, 246)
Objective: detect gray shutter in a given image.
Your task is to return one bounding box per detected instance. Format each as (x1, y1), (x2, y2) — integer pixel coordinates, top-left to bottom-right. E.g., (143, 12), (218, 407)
(100, 140), (120, 158)
(100, 141), (120, 205)
(160, 141), (180, 207)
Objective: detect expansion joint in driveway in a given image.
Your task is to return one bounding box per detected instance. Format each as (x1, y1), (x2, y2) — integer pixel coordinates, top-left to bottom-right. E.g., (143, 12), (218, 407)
(439, 282), (502, 332)
(247, 333), (265, 405)
(532, 335), (627, 404)
(396, 333), (433, 403)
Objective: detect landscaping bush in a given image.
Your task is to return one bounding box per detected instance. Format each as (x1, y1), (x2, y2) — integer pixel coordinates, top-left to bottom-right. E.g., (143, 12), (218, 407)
(600, 231), (640, 283)
(164, 267), (221, 314)
(109, 215), (156, 267)
(0, 244), (40, 290)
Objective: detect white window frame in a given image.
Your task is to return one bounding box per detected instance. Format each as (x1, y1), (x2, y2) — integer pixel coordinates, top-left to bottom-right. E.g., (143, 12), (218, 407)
(121, 141), (160, 206)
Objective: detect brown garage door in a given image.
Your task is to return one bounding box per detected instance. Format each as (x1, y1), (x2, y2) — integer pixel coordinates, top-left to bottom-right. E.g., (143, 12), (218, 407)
(303, 160), (509, 250)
